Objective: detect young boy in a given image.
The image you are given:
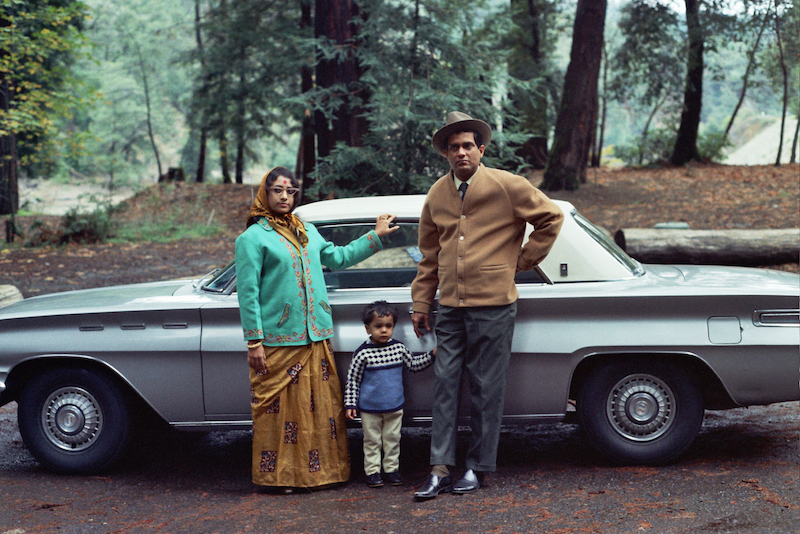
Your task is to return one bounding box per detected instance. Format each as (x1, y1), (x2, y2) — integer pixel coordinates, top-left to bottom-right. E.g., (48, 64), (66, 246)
(345, 300), (435, 488)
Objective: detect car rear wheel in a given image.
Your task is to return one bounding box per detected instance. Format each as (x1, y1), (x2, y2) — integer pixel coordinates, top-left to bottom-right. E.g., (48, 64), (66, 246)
(17, 367), (132, 474)
(577, 359), (704, 465)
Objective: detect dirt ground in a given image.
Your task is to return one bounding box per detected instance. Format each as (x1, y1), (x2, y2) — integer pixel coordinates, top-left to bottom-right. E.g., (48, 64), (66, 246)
(1, 163), (798, 298)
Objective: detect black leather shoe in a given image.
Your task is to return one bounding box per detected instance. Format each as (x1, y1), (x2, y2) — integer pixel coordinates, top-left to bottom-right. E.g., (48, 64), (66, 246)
(452, 469), (483, 494)
(413, 474), (453, 501)
(366, 473), (383, 488)
(384, 471), (404, 486)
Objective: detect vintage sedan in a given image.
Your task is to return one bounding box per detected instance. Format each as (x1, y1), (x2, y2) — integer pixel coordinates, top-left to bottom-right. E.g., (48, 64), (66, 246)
(0, 195), (797, 474)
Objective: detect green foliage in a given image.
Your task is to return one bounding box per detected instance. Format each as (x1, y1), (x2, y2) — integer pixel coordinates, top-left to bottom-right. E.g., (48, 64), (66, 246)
(110, 215), (220, 243)
(502, 0), (566, 137)
(614, 127), (675, 167)
(0, 0), (95, 175)
(10, 0), (794, 201)
(59, 202), (112, 243)
(190, 0), (307, 183)
(610, 1), (683, 107)
(22, 183), (223, 246)
(66, 0), (196, 186)
(607, 0), (684, 153)
(302, 0), (511, 199)
(697, 128), (732, 162)
(614, 126), (733, 166)
(759, 2), (800, 112)
(23, 201), (111, 246)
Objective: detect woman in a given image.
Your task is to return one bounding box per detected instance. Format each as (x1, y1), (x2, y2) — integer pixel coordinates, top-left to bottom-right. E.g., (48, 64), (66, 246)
(235, 167), (398, 492)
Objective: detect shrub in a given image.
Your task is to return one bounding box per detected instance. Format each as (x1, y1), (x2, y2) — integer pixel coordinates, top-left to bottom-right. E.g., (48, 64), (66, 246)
(59, 204), (113, 244)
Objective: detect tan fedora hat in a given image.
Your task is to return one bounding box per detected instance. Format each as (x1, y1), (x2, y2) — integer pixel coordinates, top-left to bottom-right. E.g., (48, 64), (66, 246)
(432, 111), (492, 156)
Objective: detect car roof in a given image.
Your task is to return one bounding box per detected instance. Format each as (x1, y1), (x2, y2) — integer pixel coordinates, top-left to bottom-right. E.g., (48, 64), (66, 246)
(294, 195), (638, 283)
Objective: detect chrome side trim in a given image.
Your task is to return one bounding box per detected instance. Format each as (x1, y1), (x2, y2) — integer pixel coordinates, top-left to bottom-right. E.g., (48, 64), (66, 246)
(753, 309), (800, 327)
(171, 420), (252, 430)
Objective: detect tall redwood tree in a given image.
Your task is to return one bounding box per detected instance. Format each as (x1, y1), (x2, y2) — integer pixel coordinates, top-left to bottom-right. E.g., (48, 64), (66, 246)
(541, 0), (606, 191)
(314, 0), (368, 165)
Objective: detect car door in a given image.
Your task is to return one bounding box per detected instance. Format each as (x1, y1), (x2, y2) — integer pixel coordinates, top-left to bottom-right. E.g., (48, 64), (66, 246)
(198, 266), (253, 424)
(316, 221), (439, 422)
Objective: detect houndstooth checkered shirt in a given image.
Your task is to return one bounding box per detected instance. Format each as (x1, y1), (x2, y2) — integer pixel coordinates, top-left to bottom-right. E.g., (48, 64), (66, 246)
(344, 339), (434, 413)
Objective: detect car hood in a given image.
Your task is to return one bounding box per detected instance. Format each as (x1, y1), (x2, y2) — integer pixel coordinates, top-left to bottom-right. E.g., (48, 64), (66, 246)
(0, 279), (194, 320)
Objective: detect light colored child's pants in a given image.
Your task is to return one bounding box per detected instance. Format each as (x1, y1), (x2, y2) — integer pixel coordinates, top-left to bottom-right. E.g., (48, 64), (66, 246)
(361, 409), (403, 475)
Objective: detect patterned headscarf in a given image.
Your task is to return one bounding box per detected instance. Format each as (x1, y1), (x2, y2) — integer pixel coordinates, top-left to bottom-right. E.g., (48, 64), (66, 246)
(247, 167), (308, 247)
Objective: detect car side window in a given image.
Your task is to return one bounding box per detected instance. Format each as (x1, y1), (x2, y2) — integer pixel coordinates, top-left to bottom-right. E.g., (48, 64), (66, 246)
(317, 223), (421, 289)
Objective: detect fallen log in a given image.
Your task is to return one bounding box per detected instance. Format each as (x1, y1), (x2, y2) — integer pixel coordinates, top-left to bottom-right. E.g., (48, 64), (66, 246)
(614, 228), (800, 266)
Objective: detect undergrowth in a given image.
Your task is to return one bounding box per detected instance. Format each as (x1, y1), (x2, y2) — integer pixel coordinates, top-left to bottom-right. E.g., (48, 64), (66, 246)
(110, 183), (223, 243)
(20, 185), (225, 247)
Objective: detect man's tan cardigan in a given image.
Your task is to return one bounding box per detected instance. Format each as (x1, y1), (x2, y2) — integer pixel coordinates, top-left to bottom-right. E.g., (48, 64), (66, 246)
(411, 164), (563, 313)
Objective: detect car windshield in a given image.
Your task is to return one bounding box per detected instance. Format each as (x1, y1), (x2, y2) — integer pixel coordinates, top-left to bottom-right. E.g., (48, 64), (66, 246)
(201, 261), (236, 292)
(573, 212), (644, 276)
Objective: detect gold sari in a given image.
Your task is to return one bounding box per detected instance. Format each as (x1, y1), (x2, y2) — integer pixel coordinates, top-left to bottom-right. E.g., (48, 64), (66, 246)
(250, 341), (350, 488)
(248, 218), (349, 488)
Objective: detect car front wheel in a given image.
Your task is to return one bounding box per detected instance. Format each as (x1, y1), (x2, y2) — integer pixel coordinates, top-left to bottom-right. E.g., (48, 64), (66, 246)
(578, 359), (704, 465)
(17, 367), (132, 474)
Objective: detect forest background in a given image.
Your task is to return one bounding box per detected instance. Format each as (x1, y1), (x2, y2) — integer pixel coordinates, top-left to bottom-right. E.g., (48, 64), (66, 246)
(0, 0), (798, 220)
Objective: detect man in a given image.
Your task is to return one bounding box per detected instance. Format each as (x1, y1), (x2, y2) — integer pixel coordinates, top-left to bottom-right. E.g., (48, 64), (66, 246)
(411, 111), (563, 500)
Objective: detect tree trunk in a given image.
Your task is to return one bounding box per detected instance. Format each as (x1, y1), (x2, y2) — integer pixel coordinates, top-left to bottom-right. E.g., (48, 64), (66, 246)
(296, 0), (316, 201)
(790, 105), (799, 164)
(669, 0), (703, 166)
(773, 8), (788, 166)
(724, 6), (769, 138)
(540, 0), (606, 191)
(314, 0), (367, 163)
(591, 40), (609, 168)
(0, 14), (18, 216)
(0, 78), (18, 216)
(196, 127), (207, 183)
(194, 0), (207, 183)
(639, 95), (667, 165)
(235, 138), (245, 184)
(0, 133), (17, 216)
(219, 131), (231, 184)
(234, 67), (246, 184)
(614, 228), (800, 266)
(134, 41), (163, 181)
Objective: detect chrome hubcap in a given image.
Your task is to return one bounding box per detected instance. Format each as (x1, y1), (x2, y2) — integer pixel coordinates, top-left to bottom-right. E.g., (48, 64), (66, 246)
(42, 387), (102, 451)
(607, 374), (673, 442)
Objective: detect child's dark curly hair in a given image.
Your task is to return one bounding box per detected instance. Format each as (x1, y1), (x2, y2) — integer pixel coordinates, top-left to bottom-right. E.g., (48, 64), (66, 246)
(362, 300), (399, 326)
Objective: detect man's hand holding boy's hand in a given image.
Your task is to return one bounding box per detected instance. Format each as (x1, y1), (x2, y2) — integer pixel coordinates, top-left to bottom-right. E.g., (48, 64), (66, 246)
(411, 311), (430, 338)
(346, 408), (357, 420)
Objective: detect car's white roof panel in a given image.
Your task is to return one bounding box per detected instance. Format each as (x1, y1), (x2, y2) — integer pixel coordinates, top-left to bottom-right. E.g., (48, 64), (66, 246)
(294, 195), (634, 282)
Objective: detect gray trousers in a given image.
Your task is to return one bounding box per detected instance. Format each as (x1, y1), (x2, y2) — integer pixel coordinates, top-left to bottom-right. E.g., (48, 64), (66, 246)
(430, 302), (516, 472)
